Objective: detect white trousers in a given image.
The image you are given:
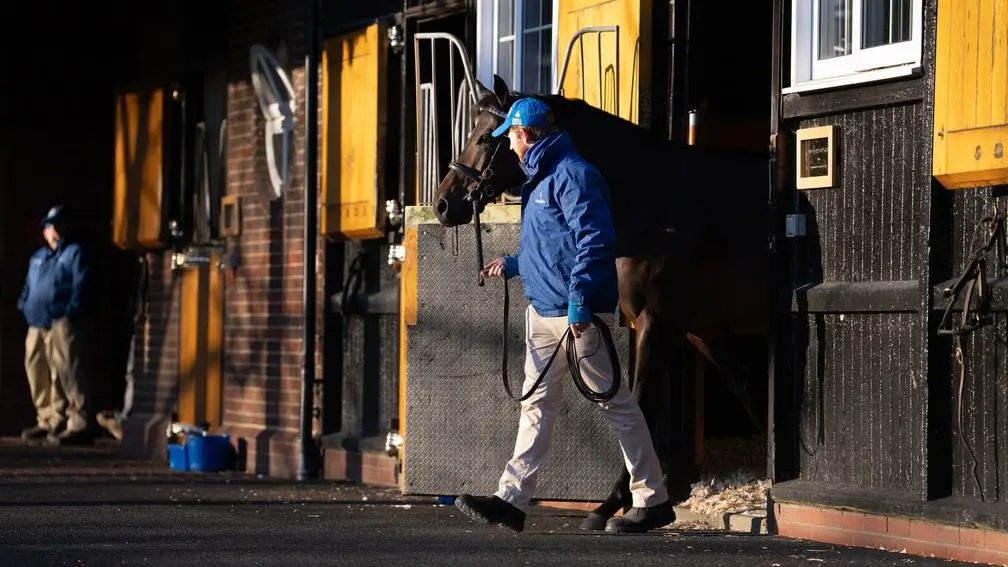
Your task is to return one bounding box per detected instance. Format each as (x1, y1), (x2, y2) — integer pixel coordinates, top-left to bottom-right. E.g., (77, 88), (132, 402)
(495, 306), (669, 511)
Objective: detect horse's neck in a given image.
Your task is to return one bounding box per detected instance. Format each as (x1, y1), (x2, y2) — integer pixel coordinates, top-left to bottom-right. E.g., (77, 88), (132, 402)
(546, 100), (715, 242)
(557, 103), (683, 203)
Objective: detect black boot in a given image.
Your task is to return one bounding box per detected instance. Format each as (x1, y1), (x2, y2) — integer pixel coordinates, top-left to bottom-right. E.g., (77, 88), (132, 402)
(455, 494), (525, 532)
(20, 425), (50, 444)
(604, 501), (675, 533)
(49, 428), (95, 447)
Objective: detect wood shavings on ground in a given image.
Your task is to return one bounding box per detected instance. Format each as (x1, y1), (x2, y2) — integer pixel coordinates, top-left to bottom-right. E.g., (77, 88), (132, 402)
(671, 518), (714, 530)
(679, 469), (771, 516)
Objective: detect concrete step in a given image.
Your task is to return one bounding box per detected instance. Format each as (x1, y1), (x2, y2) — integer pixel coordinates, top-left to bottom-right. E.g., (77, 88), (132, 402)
(673, 505), (769, 534)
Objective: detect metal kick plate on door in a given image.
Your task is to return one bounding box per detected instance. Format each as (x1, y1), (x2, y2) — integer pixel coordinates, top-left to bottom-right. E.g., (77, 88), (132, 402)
(403, 222), (628, 499)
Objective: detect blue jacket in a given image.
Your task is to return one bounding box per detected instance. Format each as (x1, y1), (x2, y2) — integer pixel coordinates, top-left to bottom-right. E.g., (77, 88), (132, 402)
(503, 131), (618, 324)
(17, 241), (89, 329)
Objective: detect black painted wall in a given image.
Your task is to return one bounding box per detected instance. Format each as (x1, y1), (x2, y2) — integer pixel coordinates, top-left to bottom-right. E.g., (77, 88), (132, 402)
(781, 0), (1008, 506)
(942, 190), (1008, 502)
(788, 104), (931, 497)
(780, 3), (937, 499)
(0, 2), (175, 435)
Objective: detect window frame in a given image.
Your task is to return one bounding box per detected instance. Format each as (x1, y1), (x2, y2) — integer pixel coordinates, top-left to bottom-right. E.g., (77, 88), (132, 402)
(787, 0), (923, 93)
(477, 0), (558, 93)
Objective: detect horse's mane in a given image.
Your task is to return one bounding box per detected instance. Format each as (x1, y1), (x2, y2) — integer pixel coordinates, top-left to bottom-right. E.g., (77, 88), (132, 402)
(534, 95), (660, 146)
(473, 89), (766, 254)
(477, 90), (660, 147)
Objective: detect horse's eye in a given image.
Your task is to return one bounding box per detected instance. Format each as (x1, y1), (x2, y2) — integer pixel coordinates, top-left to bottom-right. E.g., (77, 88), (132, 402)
(478, 133), (493, 145)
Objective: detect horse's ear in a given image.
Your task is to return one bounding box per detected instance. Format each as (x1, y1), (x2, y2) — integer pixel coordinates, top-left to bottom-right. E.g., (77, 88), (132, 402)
(475, 79), (493, 99)
(492, 74), (511, 106)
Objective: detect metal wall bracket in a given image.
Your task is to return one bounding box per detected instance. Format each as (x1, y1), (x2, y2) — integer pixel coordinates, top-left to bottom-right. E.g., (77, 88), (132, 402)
(786, 214), (807, 238)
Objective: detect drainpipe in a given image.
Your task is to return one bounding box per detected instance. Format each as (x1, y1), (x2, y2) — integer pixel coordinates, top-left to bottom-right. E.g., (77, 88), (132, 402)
(299, 0), (321, 481)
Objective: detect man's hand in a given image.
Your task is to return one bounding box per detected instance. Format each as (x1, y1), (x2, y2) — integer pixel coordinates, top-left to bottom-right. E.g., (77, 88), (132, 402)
(481, 257), (507, 279)
(570, 322), (591, 338)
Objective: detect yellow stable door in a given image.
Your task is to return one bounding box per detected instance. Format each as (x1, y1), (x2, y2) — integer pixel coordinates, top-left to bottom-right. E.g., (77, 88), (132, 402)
(933, 0), (1008, 188)
(178, 252), (224, 429)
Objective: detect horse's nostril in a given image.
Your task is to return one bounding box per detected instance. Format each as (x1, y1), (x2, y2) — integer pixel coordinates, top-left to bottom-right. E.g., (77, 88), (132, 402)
(436, 199), (449, 215)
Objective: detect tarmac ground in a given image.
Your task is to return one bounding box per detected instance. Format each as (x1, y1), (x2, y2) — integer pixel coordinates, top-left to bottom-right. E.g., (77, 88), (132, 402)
(0, 438), (978, 566)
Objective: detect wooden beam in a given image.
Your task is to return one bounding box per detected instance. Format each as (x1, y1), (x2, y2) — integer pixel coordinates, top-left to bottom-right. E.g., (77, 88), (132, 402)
(791, 280), (920, 313)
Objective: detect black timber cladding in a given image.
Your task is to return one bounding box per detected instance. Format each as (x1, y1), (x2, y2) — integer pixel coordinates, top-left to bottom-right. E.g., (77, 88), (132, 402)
(784, 0), (1008, 507)
(789, 102), (930, 497)
(941, 189), (1008, 503)
(766, 0), (1008, 517)
(922, 0), (1007, 505)
(338, 239), (401, 441)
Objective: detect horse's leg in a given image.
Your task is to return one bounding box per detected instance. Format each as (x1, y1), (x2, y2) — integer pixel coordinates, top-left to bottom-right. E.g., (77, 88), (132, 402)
(579, 470), (632, 531)
(577, 275), (642, 530)
(580, 306), (673, 529)
(633, 309), (699, 504)
(686, 333), (766, 435)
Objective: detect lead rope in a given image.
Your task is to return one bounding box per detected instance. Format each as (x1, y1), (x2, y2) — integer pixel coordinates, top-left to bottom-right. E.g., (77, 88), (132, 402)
(954, 333), (985, 502)
(941, 210), (1007, 503)
(498, 278), (620, 403)
(467, 194), (621, 403)
(472, 199), (485, 287)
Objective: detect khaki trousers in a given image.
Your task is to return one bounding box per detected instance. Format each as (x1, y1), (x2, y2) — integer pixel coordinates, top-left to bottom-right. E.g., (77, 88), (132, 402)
(24, 318), (87, 433)
(495, 306), (669, 511)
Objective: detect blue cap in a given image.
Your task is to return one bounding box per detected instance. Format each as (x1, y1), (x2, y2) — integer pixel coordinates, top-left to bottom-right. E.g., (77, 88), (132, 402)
(491, 97), (553, 137)
(40, 205), (64, 227)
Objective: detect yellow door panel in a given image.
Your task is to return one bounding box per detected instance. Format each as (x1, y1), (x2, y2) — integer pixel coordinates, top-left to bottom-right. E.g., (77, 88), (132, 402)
(113, 89), (166, 249)
(321, 23), (388, 239)
(179, 252), (224, 428)
(993, 0), (1008, 126)
(556, 0), (652, 125)
(941, 127), (1008, 187)
(933, 0), (1008, 188)
(976, 0), (995, 128)
(398, 226), (418, 471)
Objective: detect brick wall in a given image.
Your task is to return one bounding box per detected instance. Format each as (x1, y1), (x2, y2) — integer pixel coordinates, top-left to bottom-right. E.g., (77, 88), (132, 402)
(122, 251), (179, 459)
(121, 0), (327, 478)
(219, 0), (324, 478)
(774, 502), (1008, 565)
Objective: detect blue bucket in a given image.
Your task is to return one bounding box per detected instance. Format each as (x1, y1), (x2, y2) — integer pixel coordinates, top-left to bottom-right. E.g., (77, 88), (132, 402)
(186, 434), (233, 472)
(167, 443), (188, 471)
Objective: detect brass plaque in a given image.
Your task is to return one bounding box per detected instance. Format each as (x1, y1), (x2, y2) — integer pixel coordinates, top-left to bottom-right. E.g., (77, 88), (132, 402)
(796, 125), (838, 190)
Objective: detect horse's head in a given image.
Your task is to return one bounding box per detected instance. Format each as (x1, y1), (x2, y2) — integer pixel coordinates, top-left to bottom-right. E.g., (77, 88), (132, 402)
(435, 76), (527, 226)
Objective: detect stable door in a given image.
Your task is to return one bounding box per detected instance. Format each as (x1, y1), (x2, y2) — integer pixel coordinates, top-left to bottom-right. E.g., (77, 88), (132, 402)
(178, 251), (223, 429)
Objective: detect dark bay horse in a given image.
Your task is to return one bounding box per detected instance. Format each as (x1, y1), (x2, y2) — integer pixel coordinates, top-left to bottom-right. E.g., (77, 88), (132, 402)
(435, 75), (771, 529)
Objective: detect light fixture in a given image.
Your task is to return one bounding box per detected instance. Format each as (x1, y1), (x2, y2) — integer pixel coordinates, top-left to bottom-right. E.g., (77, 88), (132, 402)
(387, 24), (404, 54)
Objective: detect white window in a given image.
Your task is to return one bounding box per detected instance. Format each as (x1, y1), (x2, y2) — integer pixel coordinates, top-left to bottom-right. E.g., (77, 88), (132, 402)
(477, 0), (555, 93)
(788, 0), (922, 93)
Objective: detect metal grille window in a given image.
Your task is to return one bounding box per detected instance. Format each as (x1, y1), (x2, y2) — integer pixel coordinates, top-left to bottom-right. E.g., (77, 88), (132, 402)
(492, 0), (553, 93)
(788, 0), (922, 92)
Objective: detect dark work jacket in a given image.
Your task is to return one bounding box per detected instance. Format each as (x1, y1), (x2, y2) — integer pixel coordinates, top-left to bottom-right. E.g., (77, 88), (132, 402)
(503, 131), (618, 324)
(17, 241), (89, 329)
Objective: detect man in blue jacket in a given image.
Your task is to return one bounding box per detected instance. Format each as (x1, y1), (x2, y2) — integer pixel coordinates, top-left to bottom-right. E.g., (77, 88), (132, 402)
(454, 98), (674, 533)
(17, 206), (92, 446)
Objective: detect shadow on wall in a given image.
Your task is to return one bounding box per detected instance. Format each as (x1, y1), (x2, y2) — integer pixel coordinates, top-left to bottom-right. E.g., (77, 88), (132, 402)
(220, 53), (302, 472)
(790, 192), (825, 468)
(143, 253), (179, 418)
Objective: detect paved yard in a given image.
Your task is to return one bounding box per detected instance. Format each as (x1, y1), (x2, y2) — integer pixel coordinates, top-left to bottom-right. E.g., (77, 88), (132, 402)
(0, 439), (975, 566)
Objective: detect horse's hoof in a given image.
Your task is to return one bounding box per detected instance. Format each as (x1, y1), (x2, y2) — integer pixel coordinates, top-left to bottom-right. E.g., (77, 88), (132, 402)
(579, 512), (610, 531)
